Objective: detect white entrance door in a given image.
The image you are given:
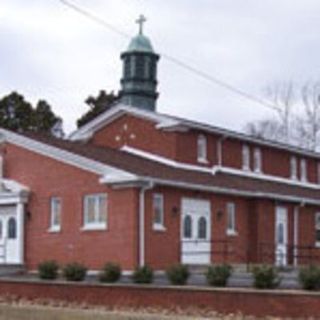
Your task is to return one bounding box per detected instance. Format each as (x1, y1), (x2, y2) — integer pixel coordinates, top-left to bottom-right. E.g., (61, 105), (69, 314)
(0, 206), (19, 264)
(181, 199), (211, 265)
(275, 207), (288, 266)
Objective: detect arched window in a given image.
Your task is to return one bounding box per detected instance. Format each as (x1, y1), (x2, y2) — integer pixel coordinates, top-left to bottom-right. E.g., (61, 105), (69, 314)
(198, 217), (207, 239)
(197, 134), (207, 163)
(8, 217), (17, 239)
(183, 215), (192, 239)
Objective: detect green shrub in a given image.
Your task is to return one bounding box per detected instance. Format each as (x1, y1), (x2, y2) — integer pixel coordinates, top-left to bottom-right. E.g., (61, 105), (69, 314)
(252, 265), (281, 289)
(299, 265), (320, 290)
(166, 264), (190, 285)
(99, 263), (121, 283)
(63, 262), (87, 281)
(206, 264), (232, 287)
(38, 260), (59, 280)
(132, 265), (153, 284)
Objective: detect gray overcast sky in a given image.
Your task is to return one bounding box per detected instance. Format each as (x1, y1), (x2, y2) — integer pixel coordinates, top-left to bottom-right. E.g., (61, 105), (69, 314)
(1, 0), (320, 133)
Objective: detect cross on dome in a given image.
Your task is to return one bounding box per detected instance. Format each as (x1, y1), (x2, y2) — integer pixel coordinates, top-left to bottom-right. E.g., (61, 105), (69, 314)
(136, 14), (146, 35)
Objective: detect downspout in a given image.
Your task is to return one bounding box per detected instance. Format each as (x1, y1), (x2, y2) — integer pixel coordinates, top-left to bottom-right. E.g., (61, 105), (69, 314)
(293, 203), (302, 267)
(139, 181), (154, 267)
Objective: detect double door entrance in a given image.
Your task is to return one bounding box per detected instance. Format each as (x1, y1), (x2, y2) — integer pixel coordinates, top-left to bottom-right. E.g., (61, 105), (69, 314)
(181, 199), (211, 265)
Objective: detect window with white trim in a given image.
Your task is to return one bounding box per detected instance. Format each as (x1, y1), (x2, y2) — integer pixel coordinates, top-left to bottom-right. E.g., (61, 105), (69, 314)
(315, 212), (320, 246)
(152, 193), (164, 230)
(300, 158), (307, 182)
(253, 147), (262, 173)
(50, 197), (61, 232)
(226, 202), (236, 235)
(242, 144), (250, 171)
(197, 134), (207, 163)
(290, 156), (297, 180)
(83, 194), (107, 230)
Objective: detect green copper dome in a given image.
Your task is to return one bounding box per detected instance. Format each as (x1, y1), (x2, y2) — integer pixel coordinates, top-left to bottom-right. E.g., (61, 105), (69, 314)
(127, 34), (154, 53)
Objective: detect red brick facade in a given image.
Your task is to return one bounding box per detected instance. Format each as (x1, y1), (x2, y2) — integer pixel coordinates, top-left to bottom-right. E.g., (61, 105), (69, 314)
(1, 107), (320, 271)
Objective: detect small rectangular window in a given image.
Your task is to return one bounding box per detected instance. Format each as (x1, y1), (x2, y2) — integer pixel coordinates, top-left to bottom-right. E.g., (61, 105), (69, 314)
(253, 147), (262, 173)
(153, 193), (165, 230)
(226, 202), (237, 235)
(315, 212), (320, 246)
(83, 194), (107, 230)
(300, 159), (307, 182)
(290, 156), (297, 180)
(50, 197), (61, 232)
(242, 145), (250, 171)
(197, 134), (207, 163)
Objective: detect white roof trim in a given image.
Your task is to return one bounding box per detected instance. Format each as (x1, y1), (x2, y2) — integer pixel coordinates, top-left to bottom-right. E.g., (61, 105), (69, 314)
(103, 175), (320, 205)
(121, 145), (212, 173)
(69, 104), (320, 159)
(213, 166), (320, 190)
(121, 145), (320, 190)
(0, 129), (136, 180)
(150, 177), (320, 205)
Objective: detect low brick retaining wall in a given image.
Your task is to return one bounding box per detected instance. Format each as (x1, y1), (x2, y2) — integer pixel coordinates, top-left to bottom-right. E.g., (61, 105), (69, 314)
(0, 279), (319, 318)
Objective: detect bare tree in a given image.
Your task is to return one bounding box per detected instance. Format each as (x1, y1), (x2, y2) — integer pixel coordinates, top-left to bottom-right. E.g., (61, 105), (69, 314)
(296, 82), (320, 150)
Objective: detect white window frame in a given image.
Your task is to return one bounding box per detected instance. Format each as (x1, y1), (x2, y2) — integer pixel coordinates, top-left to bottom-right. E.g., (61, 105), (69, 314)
(290, 156), (297, 180)
(253, 147), (262, 173)
(152, 193), (165, 231)
(242, 144), (250, 171)
(226, 202), (237, 236)
(300, 158), (307, 182)
(49, 197), (62, 232)
(83, 194), (107, 230)
(315, 212), (320, 247)
(197, 134), (208, 163)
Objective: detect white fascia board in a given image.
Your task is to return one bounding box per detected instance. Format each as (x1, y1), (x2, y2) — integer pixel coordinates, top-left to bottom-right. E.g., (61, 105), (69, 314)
(121, 145), (320, 190)
(146, 177), (320, 206)
(121, 146), (212, 174)
(69, 104), (175, 141)
(2, 179), (29, 193)
(0, 129), (133, 179)
(214, 166), (320, 190)
(99, 173), (139, 184)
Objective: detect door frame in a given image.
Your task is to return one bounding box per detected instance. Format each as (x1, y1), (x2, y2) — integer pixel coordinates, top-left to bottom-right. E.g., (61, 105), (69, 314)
(180, 198), (211, 265)
(275, 206), (288, 267)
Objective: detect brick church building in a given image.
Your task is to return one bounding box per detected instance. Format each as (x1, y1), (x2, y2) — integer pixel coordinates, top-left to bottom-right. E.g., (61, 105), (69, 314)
(1, 19), (320, 273)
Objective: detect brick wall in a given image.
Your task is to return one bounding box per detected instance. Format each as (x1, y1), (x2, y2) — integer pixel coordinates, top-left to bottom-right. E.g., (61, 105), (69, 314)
(0, 280), (319, 318)
(4, 143), (139, 271)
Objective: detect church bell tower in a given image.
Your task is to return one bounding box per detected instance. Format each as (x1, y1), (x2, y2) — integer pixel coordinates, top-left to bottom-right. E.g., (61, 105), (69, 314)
(119, 15), (160, 112)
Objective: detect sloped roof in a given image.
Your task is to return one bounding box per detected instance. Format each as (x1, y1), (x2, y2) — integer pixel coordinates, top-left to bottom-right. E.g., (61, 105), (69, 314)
(9, 131), (320, 205)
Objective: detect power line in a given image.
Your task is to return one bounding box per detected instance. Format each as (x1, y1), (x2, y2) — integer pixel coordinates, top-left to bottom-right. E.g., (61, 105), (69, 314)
(58, 0), (281, 112)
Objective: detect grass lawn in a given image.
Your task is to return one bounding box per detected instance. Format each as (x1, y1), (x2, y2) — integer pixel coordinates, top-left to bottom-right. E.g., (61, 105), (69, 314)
(0, 302), (273, 320)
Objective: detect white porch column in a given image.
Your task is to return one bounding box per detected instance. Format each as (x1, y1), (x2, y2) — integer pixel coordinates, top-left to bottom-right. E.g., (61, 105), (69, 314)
(16, 202), (25, 264)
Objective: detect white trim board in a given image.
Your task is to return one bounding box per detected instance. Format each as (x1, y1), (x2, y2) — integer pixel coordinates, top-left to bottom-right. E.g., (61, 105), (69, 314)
(0, 129), (136, 181)
(69, 104), (320, 160)
(121, 145), (320, 190)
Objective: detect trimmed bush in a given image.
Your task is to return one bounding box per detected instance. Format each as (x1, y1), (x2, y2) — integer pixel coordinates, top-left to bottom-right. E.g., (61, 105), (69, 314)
(166, 264), (190, 285)
(99, 263), (121, 283)
(206, 264), (232, 287)
(132, 265), (153, 284)
(63, 262), (87, 282)
(299, 265), (320, 290)
(38, 260), (59, 280)
(252, 265), (281, 289)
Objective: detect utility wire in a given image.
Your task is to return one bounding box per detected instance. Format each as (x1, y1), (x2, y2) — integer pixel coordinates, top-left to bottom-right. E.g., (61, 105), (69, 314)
(58, 0), (281, 112)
